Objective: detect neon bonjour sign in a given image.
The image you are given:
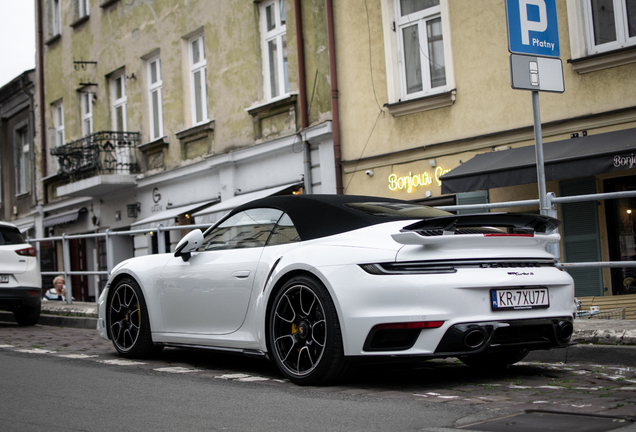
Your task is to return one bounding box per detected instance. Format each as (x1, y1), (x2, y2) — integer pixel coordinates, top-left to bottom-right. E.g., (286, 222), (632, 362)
(388, 166), (451, 193)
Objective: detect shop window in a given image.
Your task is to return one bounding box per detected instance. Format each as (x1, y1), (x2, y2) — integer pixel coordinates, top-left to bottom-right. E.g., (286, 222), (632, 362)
(604, 176), (636, 295)
(560, 177), (603, 297)
(455, 190), (489, 215)
(260, 0), (289, 101)
(380, 0), (455, 115)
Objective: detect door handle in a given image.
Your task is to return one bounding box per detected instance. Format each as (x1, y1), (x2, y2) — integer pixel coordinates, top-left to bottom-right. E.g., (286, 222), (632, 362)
(231, 270), (251, 279)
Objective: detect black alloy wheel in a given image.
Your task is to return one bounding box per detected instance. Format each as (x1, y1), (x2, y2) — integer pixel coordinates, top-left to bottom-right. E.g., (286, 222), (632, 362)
(108, 277), (161, 358)
(269, 275), (352, 386)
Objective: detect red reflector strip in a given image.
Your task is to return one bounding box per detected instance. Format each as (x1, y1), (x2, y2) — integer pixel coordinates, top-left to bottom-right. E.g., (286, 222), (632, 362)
(483, 234), (534, 237)
(15, 247), (36, 257)
(373, 321), (444, 331)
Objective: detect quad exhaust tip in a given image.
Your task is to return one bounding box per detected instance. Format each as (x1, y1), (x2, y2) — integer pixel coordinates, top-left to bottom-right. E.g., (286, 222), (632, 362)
(463, 328), (487, 349)
(558, 321), (574, 341)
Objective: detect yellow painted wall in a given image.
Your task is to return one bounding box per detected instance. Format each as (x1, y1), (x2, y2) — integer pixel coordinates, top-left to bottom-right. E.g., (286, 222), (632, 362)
(334, 0), (636, 199)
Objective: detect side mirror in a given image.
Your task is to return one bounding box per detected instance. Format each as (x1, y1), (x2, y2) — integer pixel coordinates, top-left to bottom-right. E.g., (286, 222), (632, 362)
(174, 229), (204, 262)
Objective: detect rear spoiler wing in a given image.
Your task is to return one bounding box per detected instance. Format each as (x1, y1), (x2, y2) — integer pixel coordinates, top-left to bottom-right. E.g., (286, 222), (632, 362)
(401, 213), (561, 234)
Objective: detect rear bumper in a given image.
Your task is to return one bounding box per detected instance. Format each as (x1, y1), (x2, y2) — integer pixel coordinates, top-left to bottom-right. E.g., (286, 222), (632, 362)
(0, 287), (42, 310)
(349, 317), (574, 363)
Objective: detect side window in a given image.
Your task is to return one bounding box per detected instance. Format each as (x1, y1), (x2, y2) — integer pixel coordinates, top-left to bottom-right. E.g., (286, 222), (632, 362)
(200, 208), (283, 251)
(266, 213), (301, 246)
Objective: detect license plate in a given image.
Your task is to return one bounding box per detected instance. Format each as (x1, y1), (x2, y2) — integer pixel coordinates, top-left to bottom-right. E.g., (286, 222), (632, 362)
(491, 287), (549, 310)
(0, 275), (8, 283)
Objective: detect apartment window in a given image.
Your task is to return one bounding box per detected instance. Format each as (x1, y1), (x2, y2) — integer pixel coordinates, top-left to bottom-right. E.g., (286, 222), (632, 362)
(189, 35), (208, 125)
(52, 0), (62, 35)
(380, 0), (455, 113)
(261, 0), (289, 100)
(585, 0), (636, 54)
(395, 0), (447, 99)
(54, 102), (65, 146)
(81, 92), (93, 136)
(15, 128), (31, 195)
(78, 0), (90, 18)
(147, 57), (164, 140)
(111, 73), (127, 131)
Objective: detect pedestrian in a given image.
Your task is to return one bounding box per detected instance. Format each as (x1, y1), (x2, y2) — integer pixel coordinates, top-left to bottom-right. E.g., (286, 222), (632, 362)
(43, 275), (67, 301)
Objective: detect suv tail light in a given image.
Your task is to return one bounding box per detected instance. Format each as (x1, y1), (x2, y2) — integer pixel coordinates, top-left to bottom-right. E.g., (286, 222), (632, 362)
(15, 247), (36, 257)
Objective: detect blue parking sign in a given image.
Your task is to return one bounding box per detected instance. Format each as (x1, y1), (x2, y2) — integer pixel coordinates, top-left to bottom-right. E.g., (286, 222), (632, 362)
(506, 0), (560, 58)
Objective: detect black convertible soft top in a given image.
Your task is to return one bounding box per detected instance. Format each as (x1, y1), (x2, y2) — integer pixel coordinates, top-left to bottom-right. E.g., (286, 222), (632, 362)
(228, 195), (434, 241)
(226, 194), (561, 241)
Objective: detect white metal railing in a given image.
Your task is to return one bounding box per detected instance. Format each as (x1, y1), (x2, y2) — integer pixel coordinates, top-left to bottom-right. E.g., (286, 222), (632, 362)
(28, 190), (636, 306)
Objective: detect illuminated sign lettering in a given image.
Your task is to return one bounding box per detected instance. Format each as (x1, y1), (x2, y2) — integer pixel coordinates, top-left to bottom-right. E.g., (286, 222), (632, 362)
(388, 166), (451, 193)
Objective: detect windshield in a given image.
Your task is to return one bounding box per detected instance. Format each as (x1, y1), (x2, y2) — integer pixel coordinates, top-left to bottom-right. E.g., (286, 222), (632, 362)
(345, 202), (451, 219)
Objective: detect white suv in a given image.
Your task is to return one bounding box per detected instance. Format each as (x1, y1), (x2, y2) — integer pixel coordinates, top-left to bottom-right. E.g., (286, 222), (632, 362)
(0, 222), (41, 325)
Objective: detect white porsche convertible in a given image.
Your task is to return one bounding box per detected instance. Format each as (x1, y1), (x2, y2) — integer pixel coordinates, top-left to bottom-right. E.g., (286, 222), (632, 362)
(98, 195), (577, 385)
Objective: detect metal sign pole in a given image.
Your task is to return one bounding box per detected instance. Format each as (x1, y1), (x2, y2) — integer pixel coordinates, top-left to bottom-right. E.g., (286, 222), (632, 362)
(531, 90), (549, 216)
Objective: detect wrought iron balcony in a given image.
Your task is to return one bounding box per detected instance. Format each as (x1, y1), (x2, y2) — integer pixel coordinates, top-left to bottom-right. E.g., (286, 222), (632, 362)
(51, 131), (141, 180)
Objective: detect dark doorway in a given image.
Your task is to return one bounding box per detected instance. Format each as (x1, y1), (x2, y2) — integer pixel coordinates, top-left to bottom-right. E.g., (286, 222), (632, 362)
(604, 175), (636, 295)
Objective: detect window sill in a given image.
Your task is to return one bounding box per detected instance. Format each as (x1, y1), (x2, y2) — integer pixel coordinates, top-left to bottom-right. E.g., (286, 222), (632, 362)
(568, 46), (636, 74)
(384, 90), (456, 117)
(246, 93), (298, 117)
(138, 136), (169, 154)
(45, 34), (61, 46)
(70, 15), (89, 29)
(100, 0), (120, 8)
(175, 121), (215, 141)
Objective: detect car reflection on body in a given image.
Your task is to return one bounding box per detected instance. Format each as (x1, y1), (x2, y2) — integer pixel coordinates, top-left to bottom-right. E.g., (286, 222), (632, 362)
(97, 195), (576, 385)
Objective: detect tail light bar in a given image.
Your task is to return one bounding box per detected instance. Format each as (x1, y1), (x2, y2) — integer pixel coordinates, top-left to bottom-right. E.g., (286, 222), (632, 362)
(15, 247), (36, 257)
(372, 321), (444, 331)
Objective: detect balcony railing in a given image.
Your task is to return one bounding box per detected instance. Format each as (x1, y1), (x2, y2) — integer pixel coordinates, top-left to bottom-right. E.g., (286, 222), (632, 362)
(51, 131), (140, 180)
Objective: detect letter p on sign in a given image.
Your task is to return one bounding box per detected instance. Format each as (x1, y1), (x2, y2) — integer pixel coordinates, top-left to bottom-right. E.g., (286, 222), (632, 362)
(506, 0), (560, 58)
(519, 0), (547, 45)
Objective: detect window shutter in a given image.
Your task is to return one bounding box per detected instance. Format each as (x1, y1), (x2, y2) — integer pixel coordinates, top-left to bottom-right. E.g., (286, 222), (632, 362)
(455, 190), (489, 215)
(559, 177), (603, 297)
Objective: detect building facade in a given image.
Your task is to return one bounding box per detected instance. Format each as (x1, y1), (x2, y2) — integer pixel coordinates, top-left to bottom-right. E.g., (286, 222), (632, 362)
(0, 70), (43, 239)
(37, 0), (338, 300)
(335, 0), (636, 298)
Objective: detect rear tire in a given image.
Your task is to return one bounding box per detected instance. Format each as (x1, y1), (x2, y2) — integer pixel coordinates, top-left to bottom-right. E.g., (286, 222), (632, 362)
(14, 306), (40, 326)
(268, 275), (353, 386)
(108, 277), (160, 358)
(459, 349), (529, 369)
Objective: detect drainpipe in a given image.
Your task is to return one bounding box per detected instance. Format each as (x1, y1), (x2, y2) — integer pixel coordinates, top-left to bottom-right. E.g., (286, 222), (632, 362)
(36, 0), (48, 204)
(325, 0), (343, 194)
(294, 0), (312, 194)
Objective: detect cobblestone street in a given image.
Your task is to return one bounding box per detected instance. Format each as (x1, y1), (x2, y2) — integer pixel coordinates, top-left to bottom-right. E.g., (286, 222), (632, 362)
(2, 322), (635, 423)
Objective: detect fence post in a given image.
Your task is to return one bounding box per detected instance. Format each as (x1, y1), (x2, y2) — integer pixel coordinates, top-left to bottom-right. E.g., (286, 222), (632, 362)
(62, 234), (73, 305)
(105, 229), (114, 272)
(157, 224), (165, 254)
(545, 192), (560, 260)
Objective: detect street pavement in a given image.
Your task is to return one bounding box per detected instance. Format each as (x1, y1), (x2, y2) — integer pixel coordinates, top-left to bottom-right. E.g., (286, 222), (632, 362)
(1, 303), (636, 426)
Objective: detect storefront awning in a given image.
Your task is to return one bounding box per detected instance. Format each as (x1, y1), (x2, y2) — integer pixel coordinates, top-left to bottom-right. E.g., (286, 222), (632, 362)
(440, 128), (636, 194)
(43, 208), (87, 228)
(131, 199), (219, 229)
(13, 217), (35, 234)
(193, 182), (303, 224)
